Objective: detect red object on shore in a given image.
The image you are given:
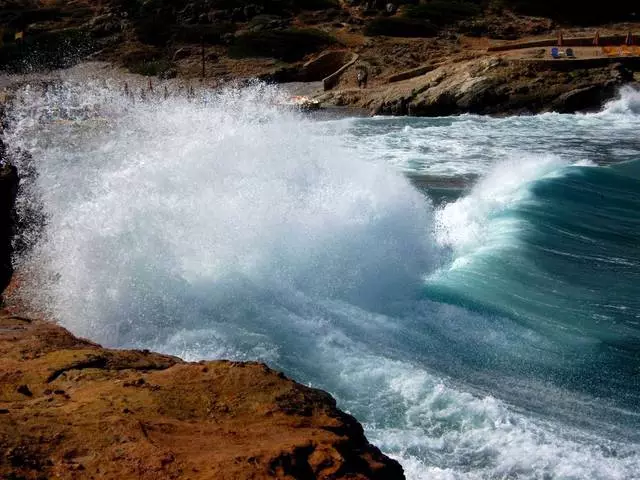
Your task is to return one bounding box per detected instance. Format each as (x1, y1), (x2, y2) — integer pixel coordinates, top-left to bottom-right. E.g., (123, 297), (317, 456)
(593, 31), (600, 46)
(557, 31), (564, 46)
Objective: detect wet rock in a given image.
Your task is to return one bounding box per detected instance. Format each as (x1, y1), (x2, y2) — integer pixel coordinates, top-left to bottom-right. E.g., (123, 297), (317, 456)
(551, 83), (617, 113)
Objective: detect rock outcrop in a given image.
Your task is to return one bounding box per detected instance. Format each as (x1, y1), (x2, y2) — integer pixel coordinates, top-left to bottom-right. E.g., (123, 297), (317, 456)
(0, 310), (405, 480)
(318, 57), (639, 116)
(0, 137), (19, 297)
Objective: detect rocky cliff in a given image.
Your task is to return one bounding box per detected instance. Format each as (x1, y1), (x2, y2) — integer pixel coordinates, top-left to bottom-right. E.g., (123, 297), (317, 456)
(0, 308), (405, 480)
(1, 0), (637, 88)
(1, 0), (639, 117)
(319, 56), (638, 116)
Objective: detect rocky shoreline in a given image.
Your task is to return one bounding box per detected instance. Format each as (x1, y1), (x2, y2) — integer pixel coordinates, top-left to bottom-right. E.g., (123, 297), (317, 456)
(318, 56), (639, 116)
(0, 161), (18, 296)
(2, 0), (639, 118)
(0, 310), (404, 479)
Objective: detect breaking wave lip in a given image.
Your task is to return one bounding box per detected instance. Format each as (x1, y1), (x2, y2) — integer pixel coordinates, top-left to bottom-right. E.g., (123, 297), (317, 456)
(428, 154), (640, 341)
(599, 85), (640, 115)
(4, 78), (640, 479)
(433, 154), (573, 255)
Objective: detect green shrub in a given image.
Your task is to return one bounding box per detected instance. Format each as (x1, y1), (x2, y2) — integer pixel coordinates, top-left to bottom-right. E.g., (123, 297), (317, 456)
(364, 17), (438, 37)
(135, 17), (173, 46)
(0, 7), (62, 29)
(121, 48), (177, 76)
(229, 28), (336, 61)
(404, 1), (482, 25)
(248, 0), (340, 12)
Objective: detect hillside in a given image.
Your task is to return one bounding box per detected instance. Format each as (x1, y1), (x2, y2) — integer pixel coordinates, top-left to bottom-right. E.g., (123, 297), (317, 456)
(0, 0), (638, 83)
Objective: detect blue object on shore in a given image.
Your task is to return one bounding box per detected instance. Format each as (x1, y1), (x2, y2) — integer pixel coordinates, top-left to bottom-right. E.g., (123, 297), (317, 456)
(566, 47), (575, 58)
(551, 47), (560, 58)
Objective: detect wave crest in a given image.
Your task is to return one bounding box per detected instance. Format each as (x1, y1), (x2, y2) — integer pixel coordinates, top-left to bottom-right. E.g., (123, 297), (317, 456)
(601, 86), (640, 115)
(7, 80), (436, 344)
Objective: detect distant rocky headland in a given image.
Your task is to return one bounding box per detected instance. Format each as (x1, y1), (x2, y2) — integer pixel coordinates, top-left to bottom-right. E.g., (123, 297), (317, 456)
(1, 0), (639, 115)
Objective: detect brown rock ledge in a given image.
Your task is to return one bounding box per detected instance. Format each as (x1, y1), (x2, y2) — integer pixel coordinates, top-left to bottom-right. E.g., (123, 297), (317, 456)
(318, 57), (638, 116)
(0, 310), (404, 480)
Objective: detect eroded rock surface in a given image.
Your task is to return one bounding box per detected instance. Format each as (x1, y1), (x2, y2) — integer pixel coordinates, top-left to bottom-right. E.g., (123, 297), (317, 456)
(319, 57), (638, 116)
(0, 310), (405, 480)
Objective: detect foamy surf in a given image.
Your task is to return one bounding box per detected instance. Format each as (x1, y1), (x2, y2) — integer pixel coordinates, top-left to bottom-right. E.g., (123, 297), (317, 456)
(4, 78), (640, 479)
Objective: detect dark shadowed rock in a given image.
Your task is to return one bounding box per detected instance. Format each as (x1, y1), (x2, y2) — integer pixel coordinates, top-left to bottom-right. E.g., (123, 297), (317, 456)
(551, 83), (617, 113)
(0, 151), (19, 297)
(321, 57), (638, 116)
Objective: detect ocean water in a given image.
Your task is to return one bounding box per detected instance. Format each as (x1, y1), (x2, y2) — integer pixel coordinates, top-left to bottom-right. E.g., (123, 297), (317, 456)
(4, 78), (640, 479)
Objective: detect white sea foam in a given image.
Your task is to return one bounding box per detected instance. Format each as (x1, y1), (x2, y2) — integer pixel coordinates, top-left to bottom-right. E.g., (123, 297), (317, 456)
(434, 155), (568, 254)
(320, 339), (640, 480)
(600, 86), (640, 115)
(4, 78), (640, 480)
(7, 79), (436, 344)
(322, 88), (640, 177)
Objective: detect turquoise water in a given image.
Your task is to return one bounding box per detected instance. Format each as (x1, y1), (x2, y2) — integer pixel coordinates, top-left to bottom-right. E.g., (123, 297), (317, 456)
(5, 79), (640, 478)
(428, 160), (640, 437)
(429, 161), (640, 348)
